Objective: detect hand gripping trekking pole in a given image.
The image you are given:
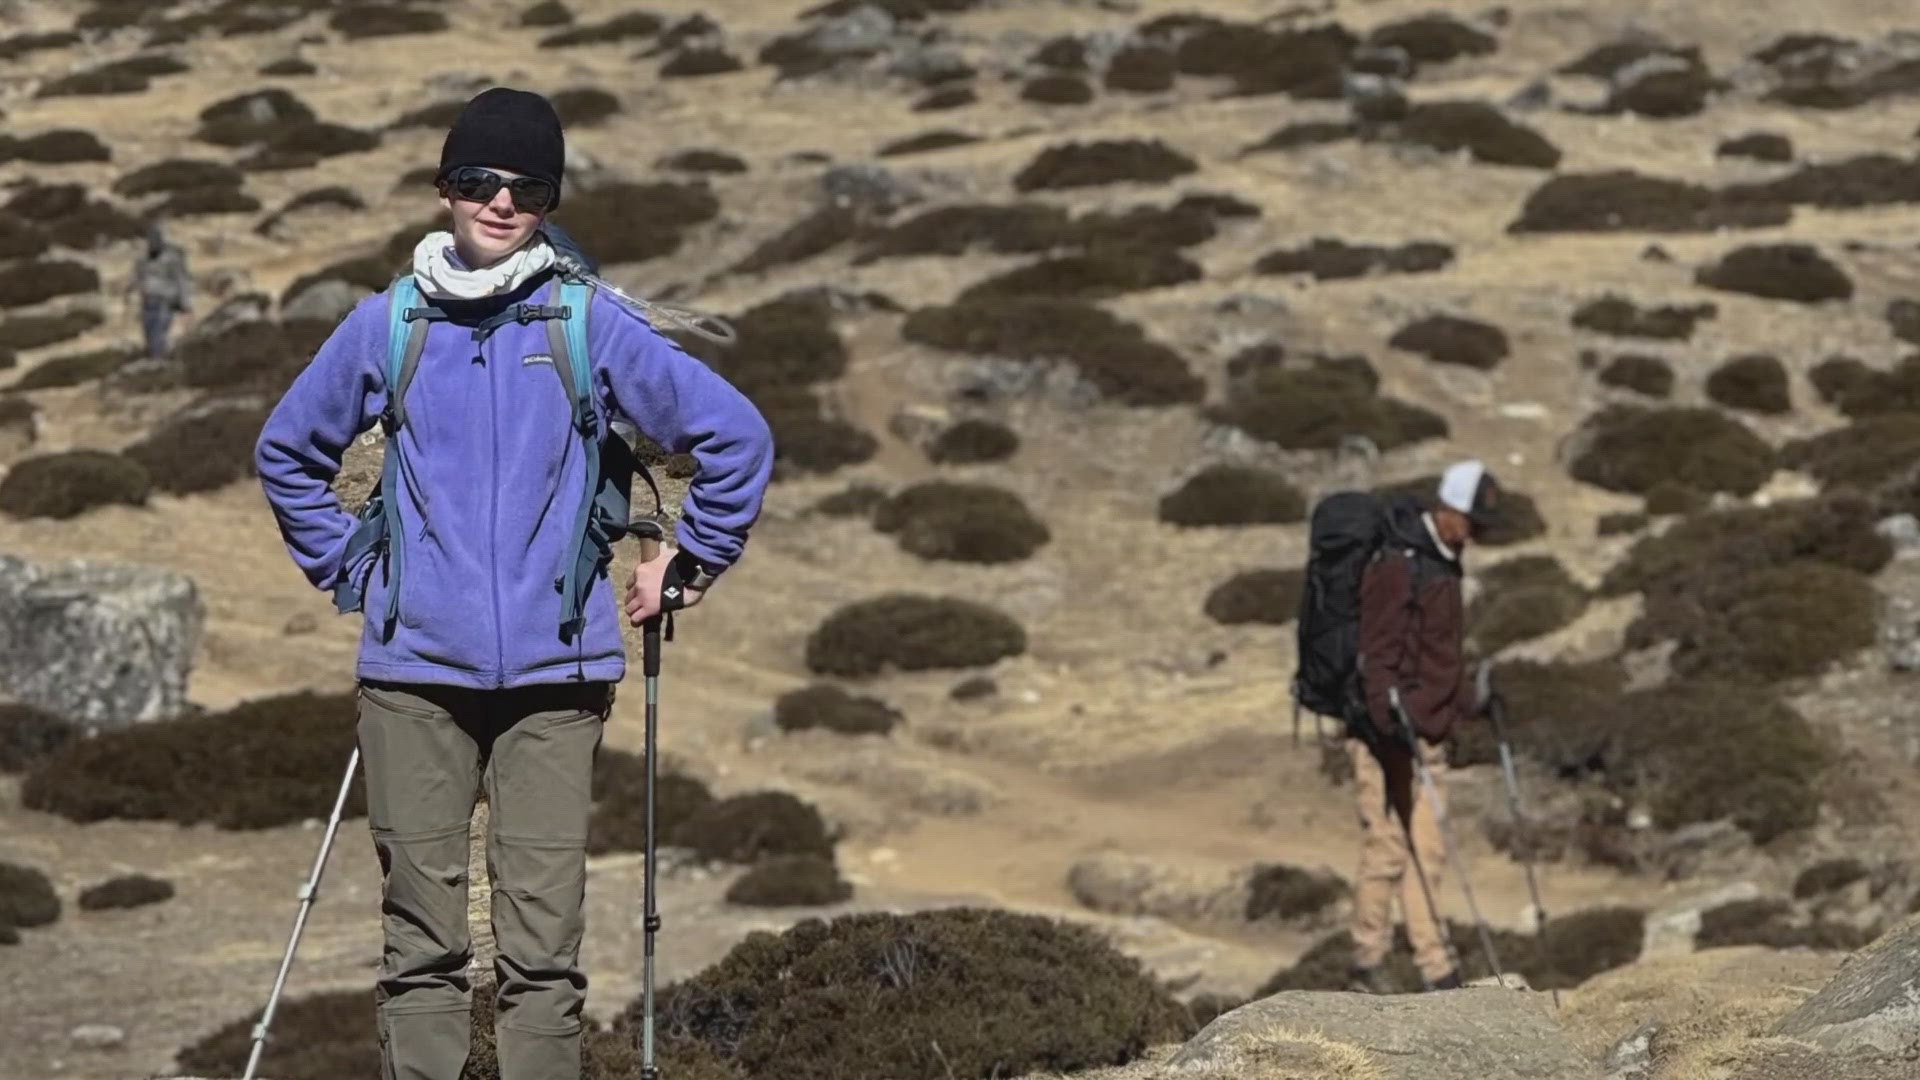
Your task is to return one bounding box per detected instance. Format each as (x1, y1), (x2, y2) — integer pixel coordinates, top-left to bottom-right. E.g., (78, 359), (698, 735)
(242, 746), (361, 1080)
(632, 522), (676, 1080)
(1477, 664), (1560, 1007)
(1389, 686), (1506, 988)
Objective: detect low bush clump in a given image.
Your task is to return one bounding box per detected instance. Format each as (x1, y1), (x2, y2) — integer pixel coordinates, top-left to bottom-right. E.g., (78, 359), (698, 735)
(1159, 464), (1305, 526)
(1624, 682), (1827, 843)
(1567, 405), (1775, 496)
(1814, 355), (1920, 419)
(259, 58), (316, 76)
(79, 874), (174, 910)
(774, 683), (901, 736)
(549, 179), (718, 264)
(725, 855), (853, 907)
(1724, 153), (1920, 210)
(1393, 101), (1560, 168)
(179, 319), (332, 395)
(0, 216), (48, 261)
(1644, 480), (1708, 516)
(1208, 357), (1447, 451)
(0, 703), (75, 773)
(1720, 132), (1794, 162)
(914, 85), (977, 111)
(13, 346), (139, 391)
(1631, 560), (1878, 684)
(195, 88), (316, 146)
(674, 290), (845, 394)
(119, 403), (270, 496)
(1509, 171), (1791, 233)
(1245, 864), (1350, 921)
(1389, 313), (1509, 369)
(877, 130), (983, 157)
(1013, 139), (1198, 191)
(586, 748), (715, 856)
(754, 387), (879, 476)
(1598, 354), (1675, 398)
(859, 202), (1075, 260)
(1261, 906), (1644, 994)
(238, 121), (380, 171)
(1695, 897), (1873, 951)
(1256, 239), (1452, 279)
(0, 450), (150, 519)
(732, 207), (862, 273)
(113, 158), (243, 197)
(1573, 295), (1717, 340)
(520, 0), (573, 26)
(326, 5), (449, 37)
(926, 417), (1017, 463)
(641, 908), (1190, 1080)
(0, 260), (100, 310)
(0, 309), (105, 352)
(1602, 495), (1891, 597)
(659, 149), (748, 173)
(0, 861), (60, 929)
(673, 791), (834, 865)
(1203, 568), (1303, 626)
(10, 129), (111, 163)
(903, 297), (1203, 406)
(1023, 74), (1094, 105)
(806, 594), (1027, 676)
(812, 482), (888, 517)
(1106, 45), (1176, 92)
(1782, 415), (1920, 489)
(1450, 658), (1624, 773)
(1368, 14), (1498, 65)
(662, 47), (745, 77)
(956, 244), (1203, 302)
(1707, 353), (1792, 414)
(158, 186), (262, 215)
(1467, 556), (1589, 655)
(1171, 21), (1353, 98)
(873, 480), (1050, 563)
(552, 87), (623, 125)
(1794, 857), (1870, 899)
(1696, 243), (1853, 303)
(5, 184), (142, 250)
(22, 691), (365, 828)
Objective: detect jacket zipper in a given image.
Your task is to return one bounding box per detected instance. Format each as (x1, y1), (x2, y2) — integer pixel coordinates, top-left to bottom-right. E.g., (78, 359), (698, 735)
(487, 332), (506, 687)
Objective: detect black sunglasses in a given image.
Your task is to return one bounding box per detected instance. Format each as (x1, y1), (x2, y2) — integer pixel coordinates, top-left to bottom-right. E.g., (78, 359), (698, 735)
(439, 166), (557, 214)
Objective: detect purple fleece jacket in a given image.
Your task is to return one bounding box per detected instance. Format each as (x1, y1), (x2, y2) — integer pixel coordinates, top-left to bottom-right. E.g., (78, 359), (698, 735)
(255, 271), (774, 689)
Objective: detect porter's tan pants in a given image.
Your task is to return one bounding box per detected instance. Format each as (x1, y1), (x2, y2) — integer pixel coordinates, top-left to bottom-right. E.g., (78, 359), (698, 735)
(1347, 737), (1454, 983)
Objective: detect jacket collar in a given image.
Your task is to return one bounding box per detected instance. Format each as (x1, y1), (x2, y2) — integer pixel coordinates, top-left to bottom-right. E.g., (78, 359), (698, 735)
(1422, 512), (1460, 562)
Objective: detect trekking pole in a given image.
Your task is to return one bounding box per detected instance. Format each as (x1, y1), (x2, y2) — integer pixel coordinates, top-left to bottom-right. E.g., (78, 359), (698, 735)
(633, 523), (673, 1080)
(242, 746), (361, 1080)
(1478, 665), (1560, 1007)
(1389, 687), (1506, 988)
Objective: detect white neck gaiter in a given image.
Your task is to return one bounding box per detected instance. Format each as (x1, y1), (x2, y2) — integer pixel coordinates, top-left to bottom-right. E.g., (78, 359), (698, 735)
(410, 230), (556, 301)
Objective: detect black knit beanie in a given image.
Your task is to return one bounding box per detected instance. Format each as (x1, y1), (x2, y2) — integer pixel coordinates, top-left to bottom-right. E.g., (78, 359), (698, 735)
(437, 87), (565, 208)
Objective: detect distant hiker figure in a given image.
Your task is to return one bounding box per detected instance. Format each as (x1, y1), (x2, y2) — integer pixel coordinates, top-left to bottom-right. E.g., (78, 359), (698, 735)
(129, 221), (190, 358)
(254, 87), (773, 1080)
(1347, 461), (1501, 993)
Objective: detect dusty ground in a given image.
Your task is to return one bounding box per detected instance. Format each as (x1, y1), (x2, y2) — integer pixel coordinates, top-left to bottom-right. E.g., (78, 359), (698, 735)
(5, 0), (1920, 1077)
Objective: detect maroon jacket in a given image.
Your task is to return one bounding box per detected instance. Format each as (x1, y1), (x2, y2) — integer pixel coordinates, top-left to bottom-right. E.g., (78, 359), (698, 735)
(1358, 518), (1468, 742)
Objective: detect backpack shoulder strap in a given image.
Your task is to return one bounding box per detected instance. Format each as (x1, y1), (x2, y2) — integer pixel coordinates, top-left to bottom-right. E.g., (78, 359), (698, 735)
(385, 274), (438, 432)
(545, 277), (597, 436)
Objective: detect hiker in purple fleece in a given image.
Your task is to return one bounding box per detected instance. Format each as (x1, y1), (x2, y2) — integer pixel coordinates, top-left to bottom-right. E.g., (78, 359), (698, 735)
(254, 88), (771, 1080)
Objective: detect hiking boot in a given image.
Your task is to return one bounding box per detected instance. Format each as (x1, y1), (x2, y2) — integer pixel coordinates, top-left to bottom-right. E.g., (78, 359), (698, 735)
(1426, 970), (1462, 991)
(1346, 965), (1393, 994)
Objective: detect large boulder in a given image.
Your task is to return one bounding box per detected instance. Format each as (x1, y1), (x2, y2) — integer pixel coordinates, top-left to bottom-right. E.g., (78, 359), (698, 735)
(1168, 988), (1600, 1079)
(1775, 913), (1920, 1054)
(0, 554), (203, 726)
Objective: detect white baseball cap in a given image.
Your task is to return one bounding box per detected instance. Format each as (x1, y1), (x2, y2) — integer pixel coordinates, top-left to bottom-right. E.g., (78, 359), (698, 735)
(1439, 460), (1502, 531)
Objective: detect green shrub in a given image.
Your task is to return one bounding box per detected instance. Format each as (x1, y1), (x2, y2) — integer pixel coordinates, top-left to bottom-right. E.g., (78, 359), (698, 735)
(957, 244), (1202, 302)
(733, 207), (863, 273)
(725, 855), (854, 907)
(119, 403), (269, 496)
(1246, 121), (1358, 153)
(0, 702), (74, 773)
(0, 309), (105, 351)
(1573, 295), (1716, 339)
(1159, 464), (1304, 526)
(0, 215), (48, 261)
(660, 149), (748, 173)
(878, 130), (982, 157)
(34, 63), (149, 97)
(174, 988), (384, 1080)
(0, 450), (150, 519)
(327, 5), (448, 37)
(675, 290), (845, 394)
(926, 417), (1017, 463)
(1724, 153), (1920, 209)
(1598, 354), (1675, 397)
(1368, 14), (1497, 64)
(22, 692), (364, 828)
(1719, 132), (1794, 162)
(806, 594), (1026, 676)
(1256, 239), (1452, 280)
(1203, 568), (1303, 626)
(812, 482), (888, 517)
(586, 748), (715, 856)
(13, 346), (139, 391)
(1172, 21), (1353, 97)
(1644, 480), (1708, 515)
(1509, 171), (1791, 233)
(388, 100), (465, 129)
(1261, 907), (1642, 994)
(549, 180), (718, 264)
(1389, 313), (1509, 369)
(113, 158), (243, 197)
(13, 129), (111, 163)
(1598, 512), (1648, 536)
(0, 862), (60, 928)
(641, 908), (1190, 1080)
(552, 87), (623, 125)
(78, 874), (174, 910)
(1696, 243), (1853, 303)
(1632, 560), (1877, 684)
(1208, 359), (1447, 451)
(520, 0), (572, 26)
(179, 319), (332, 394)
(1450, 658), (1624, 773)
(1023, 74), (1094, 105)
(859, 203), (1075, 261)
(903, 297), (1202, 406)
(540, 10), (663, 47)
(195, 88), (316, 145)
(755, 387), (879, 476)
(1783, 415), (1920, 489)
(873, 480), (1050, 563)
(0, 260), (100, 310)
(774, 683), (901, 736)
(1602, 495), (1891, 596)
(1106, 45), (1176, 92)
(259, 58), (316, 76)
(1568, 405), (1775, 496)
(1707, 353), (1792, 414)
(673, 791), (834, 865)
(1467, 556), (1588, 654)
(1696, 897), (1872, 951)
(914, 85), (977, 111)
(1620, 682), (1826, 842)
(158, 186), (262, 215)
(1013, 139), (1198, 191)
(1245, 864), (1350, 921)
(1794, 857), (1870, 899)
(1814, 355), (1920, 418)
(1395, 101), (1559, 168)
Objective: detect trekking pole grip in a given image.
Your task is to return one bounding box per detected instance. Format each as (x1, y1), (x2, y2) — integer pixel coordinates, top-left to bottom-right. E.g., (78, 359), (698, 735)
(635, 529), (665, 677)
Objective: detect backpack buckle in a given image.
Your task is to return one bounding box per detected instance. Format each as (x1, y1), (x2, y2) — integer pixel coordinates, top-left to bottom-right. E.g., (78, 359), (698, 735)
(378, 404), (398, 436)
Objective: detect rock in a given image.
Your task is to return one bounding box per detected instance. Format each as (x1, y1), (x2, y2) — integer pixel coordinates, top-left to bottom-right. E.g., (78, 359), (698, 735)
(104, 357), (184, 394)
(280, 278), (366, 324)
(191, 292), (271, 341)
(886, 47), (970, 85)
(0, 554), (204, 727)
(950, 357), (1101, 410)
(1877, 514), (1920, 556)
(1468, 972), (1534, 991)
(1775, 913), (1920, 1055)
(1642, 882), (1763, 957)
(886, 403), (950, 449)
(1169, 988), (1599, 1079)
(820, 163), (918, 216)
(1066, 851), (1248, 924)
(282, 611), (318, 635)
(68, 1023), (126, 1050)
(1603, 1019), (1657, 1080)
(1346, 72), (1409, 122)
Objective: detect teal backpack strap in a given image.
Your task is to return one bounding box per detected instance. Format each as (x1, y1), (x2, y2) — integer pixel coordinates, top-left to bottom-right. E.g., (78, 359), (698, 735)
(551, 278), (611, 641)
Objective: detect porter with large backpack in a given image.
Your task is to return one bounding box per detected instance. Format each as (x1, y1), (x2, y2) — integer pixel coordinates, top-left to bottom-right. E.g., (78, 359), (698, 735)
(1293, 490), (1423, 751)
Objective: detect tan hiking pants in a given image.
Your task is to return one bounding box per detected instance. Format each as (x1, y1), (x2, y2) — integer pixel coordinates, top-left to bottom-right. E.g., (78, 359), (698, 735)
(1347, 736), (1454, 983)
(356, 678), (613, 1080)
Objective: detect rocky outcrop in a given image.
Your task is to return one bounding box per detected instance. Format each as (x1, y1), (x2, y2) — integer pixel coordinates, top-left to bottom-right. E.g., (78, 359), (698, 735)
(1775, 913), (1920, 1054)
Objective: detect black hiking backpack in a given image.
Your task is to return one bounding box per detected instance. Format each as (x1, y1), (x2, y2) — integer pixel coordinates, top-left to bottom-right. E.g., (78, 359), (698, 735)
(1293, 490), (1420, 746)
